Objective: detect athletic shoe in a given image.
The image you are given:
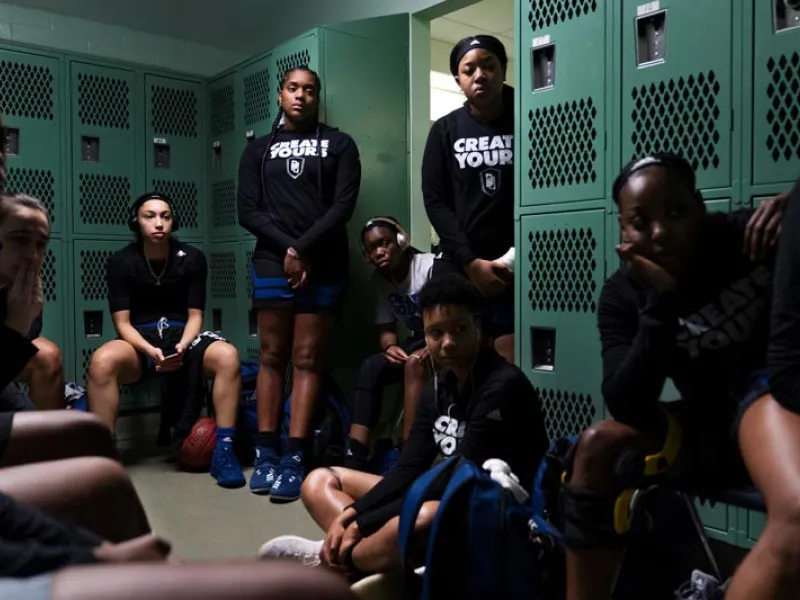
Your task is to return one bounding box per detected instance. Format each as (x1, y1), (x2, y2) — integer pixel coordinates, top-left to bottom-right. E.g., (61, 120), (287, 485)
(210, 443), (246, 488)
(674, 569), (723, 599)
(249, 446), (279, 494)
(269, 451), (305, 502)
(258, 535), (322, 567)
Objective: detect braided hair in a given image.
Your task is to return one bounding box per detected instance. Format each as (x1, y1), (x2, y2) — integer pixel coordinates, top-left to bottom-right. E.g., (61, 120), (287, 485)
(260, 67), (324, 225)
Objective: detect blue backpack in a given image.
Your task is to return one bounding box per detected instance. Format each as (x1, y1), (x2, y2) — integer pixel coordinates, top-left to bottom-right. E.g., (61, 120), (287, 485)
(398, 454), (566, 600)
(236, 362), (351, 469)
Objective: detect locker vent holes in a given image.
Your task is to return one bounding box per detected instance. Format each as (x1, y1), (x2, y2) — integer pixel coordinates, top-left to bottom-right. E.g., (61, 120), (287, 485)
(210, 84), (235, 136)
(246, 249), (254, 298)
(527, 98), (598, 189)
(78, 174), (131, 226)
(0, 60), (54, 120)
(630, 71), (721, 172)
(244, 66), (271, 126)
(276, 51), (311, 94)
(536, 387), (596, 440)
(151, 180), (199, 229)
(6, 168), (55, 224)
(248, 347), (260, 363)
(42, 248), (57, 302)
(528, 0), (598, 32)
(211, 180), (237, 228)
(151, 86), (198, 138)
(79, 249), (116, 302)
(527, 227), (597, 313)
(77, 73), (130, 130)
(210, 252), (237, 299)
(766, 53), (800, 162)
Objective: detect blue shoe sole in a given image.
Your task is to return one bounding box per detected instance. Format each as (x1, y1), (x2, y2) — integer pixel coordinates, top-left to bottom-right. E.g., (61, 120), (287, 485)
(250, 485), (272, 495)
(215, 476), (247, 489)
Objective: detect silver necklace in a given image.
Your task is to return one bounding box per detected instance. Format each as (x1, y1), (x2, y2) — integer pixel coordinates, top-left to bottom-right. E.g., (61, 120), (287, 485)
(145, 255), (169, 286)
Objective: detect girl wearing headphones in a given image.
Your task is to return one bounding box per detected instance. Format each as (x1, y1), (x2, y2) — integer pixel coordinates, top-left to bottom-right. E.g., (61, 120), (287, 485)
(345, 217), (435, 473)
(86, 192), (246, 489)
(422, 34), (516, 364)
(237, 66), (361, 501)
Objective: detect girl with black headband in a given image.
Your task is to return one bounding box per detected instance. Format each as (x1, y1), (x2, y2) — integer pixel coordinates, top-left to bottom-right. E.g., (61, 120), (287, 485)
(422, 34), (516, 364)
(237, 66), (361, 501)
(345, 217), (435, 473)
(86, 192), (246, 489)
(560, 153), (788, 600)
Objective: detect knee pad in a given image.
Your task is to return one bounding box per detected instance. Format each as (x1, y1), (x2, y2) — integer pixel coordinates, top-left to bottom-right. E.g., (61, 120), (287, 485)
(560, 484), (636, 547)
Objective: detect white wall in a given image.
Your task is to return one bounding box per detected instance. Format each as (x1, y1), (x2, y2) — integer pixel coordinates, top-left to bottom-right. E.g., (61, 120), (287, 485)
(429, 37), (516, 121)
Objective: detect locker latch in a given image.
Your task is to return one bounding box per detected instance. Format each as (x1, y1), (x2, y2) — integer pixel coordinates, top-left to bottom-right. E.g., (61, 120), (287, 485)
(213, 309), (223, 333)
(154, 138), (170, 169)
(81, 137), (100, 163)
(245, 130), (256, 142)
(531, 327), (556, 372)
(249, 309), (258, 338)
(636, 10), (667, 66)
(84, 311), (103, 338)
(775, 0), (800, 32)
(2, 127), (19, 156)
(212, 141), (222, 171)
(531, 40), (556, 92)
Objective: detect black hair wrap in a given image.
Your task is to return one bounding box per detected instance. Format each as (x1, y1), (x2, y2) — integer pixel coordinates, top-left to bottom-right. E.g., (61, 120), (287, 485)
(611, 152), (697, 205)
(449, 34), (508, 76)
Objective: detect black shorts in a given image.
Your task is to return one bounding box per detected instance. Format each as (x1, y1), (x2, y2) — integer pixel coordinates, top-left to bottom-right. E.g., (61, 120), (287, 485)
(131, 320), (226, 383)
(664, 368), (769, 488)
(0, 412), (13, 459)
(0, 382), (36, 412)
(431, 256), (514, 338)
(250, 254), (346, 314)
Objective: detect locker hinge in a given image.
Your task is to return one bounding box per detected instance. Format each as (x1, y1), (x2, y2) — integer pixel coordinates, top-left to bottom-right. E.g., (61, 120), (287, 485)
(730, 109), (734, 132)
(604, 130), (608, 150)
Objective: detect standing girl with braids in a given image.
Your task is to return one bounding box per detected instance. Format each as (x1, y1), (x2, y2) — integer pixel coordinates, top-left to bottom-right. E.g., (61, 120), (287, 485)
(237, 66), (362, 502)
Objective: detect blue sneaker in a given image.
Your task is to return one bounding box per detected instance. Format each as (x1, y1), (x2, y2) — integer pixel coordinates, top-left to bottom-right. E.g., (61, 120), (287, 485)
(269, 452), (305, 503)
(249, 446), (279, 494)
(210, 442), (246, 488)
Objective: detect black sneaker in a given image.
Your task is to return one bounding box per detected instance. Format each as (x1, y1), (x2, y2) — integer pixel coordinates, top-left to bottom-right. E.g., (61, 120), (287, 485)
(674, 570), (723, 600)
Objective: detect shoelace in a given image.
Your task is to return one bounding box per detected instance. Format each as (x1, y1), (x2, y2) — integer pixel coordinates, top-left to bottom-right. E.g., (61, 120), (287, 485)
(673, 581), (707, 600)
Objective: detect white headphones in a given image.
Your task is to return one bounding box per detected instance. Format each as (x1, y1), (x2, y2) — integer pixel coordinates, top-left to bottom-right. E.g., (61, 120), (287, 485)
(360, 216), (410, 257)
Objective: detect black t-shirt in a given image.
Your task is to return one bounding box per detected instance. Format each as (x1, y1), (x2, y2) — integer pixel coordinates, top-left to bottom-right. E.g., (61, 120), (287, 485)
(597, 209), (772, 430)
(107, 241), (207, 326)
(768, 176), (800, 407)
(0, 289), (42, 341)
(352, 347), (548, 536)
(422, 85), (515, 265)
(237, 124), (361, 268)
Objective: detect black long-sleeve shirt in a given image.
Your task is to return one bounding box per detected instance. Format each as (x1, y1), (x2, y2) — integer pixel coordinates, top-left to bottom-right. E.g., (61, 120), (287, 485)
(422, 85), (515, 266)
(352, 347), (548, 536)
(0, 491), (100, 577)
(598, 209), (772, 430)
(768, 177), (800, 407)
(237, 124), (361, 268)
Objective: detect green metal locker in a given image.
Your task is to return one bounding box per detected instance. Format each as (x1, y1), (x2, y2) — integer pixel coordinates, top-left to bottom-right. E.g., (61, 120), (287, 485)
(751, 1), (800, 186)
(522, 1), (606, 205)
(239, 55), (274, 147)
(70, 62), (139, 237)
(145, 75), (205, 241)
(0, 48), (64, 234)
(206, 242), (244, 351)
(240, 240), (258, 360)
(40, 240), (72, 378)
(208, 74), (241, 242)
(620, 0), (734, 192)
(72, 239), (156, 410)
(271, 33), (322, 99)
(519, 210), (607, 440)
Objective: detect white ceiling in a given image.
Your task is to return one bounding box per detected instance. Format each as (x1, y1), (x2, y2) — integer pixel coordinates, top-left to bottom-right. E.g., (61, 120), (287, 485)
(431, 0), (514, 59)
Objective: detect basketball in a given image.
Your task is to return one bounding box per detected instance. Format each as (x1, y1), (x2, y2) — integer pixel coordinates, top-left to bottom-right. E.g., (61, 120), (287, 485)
(178, 417), (217, 471)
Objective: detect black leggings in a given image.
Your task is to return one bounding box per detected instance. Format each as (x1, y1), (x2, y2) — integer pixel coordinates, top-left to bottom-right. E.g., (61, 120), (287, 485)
(351, 352), (405, 430)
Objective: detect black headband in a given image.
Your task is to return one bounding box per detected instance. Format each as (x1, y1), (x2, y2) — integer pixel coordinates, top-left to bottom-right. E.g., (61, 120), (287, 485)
(449, 35), (508, 76)
(611, 152), (697, 204)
